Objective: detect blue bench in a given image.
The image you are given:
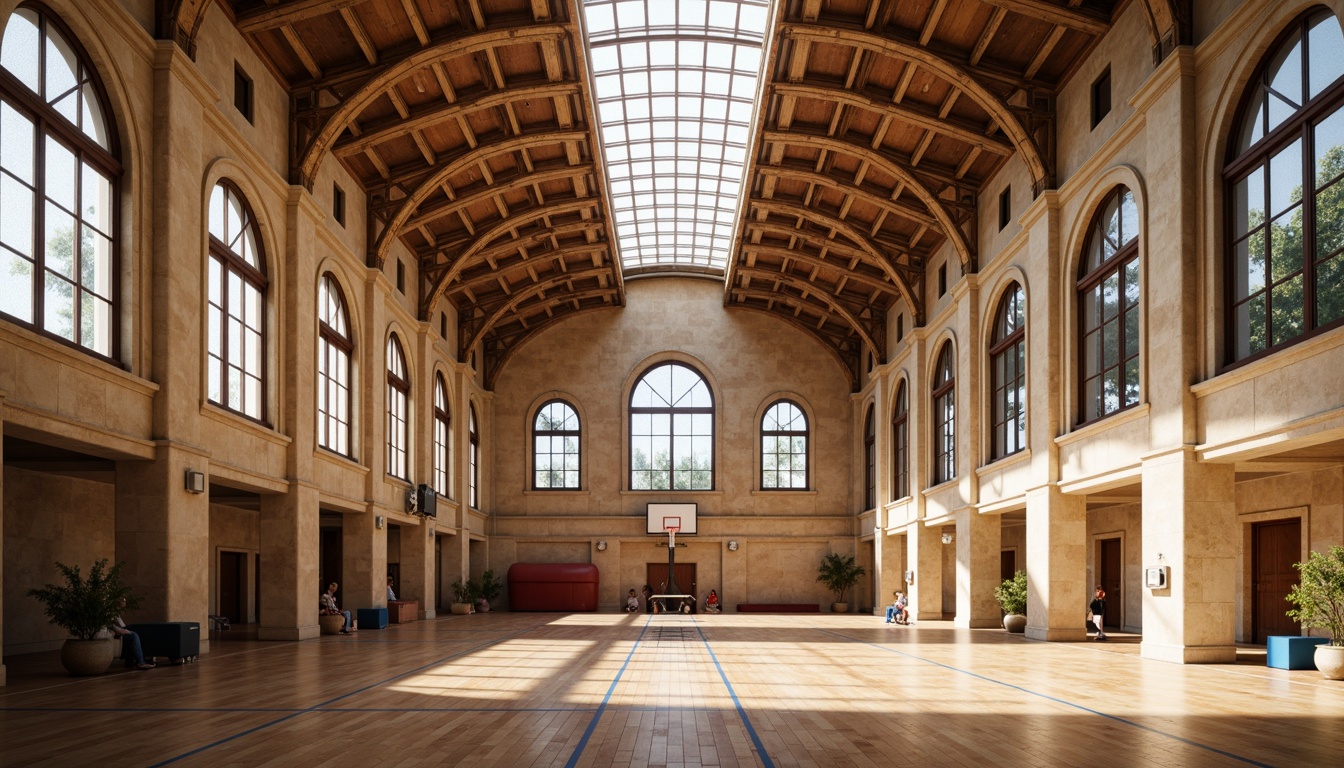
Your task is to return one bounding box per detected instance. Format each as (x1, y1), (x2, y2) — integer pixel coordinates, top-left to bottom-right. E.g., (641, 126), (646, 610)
(357, 607), (388, 630)
(1266, 635), (1328, 670)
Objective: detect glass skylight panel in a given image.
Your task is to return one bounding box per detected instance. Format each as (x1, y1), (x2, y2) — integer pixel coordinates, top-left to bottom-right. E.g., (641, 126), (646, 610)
(583, 0), (769, 273)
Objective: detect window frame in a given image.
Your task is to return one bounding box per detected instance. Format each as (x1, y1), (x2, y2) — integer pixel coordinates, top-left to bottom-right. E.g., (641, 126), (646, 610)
(863, 404), (875, 509)
(433, 373), (451, 498)
(932, 343), (956, 485)
(317, 274), (353, 458)
(892, 381), (908, 501)
(1223, 10), (1344, 368)
(628, 361), (716, 491)
(0, 5), (123, 361)
(989, 283), (1027, 461)
(206, 179), (268, 423)
(533, 399), (582, 490)
(385, 334), (409, 481)
(1077, 186), (1141, 424)
(469, 403), (480, 509)
(760, 399), (809, 491)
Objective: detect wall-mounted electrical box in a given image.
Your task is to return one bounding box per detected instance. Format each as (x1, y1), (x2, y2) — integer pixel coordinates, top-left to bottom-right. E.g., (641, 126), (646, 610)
(1145, 565), (1169, 589)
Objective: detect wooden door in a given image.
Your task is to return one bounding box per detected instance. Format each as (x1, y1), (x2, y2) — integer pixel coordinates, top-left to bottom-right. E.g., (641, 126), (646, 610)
(646, 563), (697, 608)
(1253, 519), (1301, 643)
(1098, 538), (1122, 630)
(219, 551), (244, 624)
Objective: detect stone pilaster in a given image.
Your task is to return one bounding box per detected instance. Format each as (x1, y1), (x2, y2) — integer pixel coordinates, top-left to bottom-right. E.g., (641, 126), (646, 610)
(343, 510), (386, 613)
(908, 521), (943, 621)
(398, 519), (436, 618)
(258, 484), (320, 640)
(955, 507), (1001, 627)
(1025, 484), (1088, 641)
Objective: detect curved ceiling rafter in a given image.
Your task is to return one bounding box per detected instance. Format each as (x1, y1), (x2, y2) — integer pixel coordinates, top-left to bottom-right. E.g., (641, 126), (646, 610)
(402, 162), (595, 231)
(755, 165), (940, 230)
(738, 244), (901, 298)
(461, 276), (616, 357)
(481, 302), (624, 389)
(370, 129), (589, 267)
(292, 23), (570, 188)
(448, 243), (611, 297)
(781, 23), (1052, 194)
(157, 0), (214, 58)
(732, 266), (884, 362)
(443, 221), (608, 287)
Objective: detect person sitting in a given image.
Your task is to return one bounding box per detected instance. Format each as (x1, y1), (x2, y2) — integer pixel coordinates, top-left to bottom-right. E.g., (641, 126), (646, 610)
(625, 589), (640, 613)
(110, 598), (154, 670)
(704, 589), (721, 614)
(321, 582), (354, 634)
(387, 576), (397, 602)
(885, 591), (910, 624)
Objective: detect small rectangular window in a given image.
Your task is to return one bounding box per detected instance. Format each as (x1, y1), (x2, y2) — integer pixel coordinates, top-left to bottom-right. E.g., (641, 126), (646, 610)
(998, 187), (1011, 231)
(938, 263), (947, 298)
(440, 312), (447, 338)
(1091, 67), (1111, 129)
(396, 260), (405, 294)
(333, 184), (346, 227)
(896, 314), (904, 343)
(234, 65), (253, 124)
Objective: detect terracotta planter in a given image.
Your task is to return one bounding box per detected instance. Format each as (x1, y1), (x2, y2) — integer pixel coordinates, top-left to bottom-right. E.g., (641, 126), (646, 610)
(450, 602), (473, 615)
(60, 638), (114, 676)
(1316, 645), (1344, 680)
(319, 614), (345, 635)
(831, 602), (849, 613)
(1003, 614), (1027, 633)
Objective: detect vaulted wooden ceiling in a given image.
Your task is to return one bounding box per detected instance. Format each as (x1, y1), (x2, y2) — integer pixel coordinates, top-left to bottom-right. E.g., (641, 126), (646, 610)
(152, 0), (1194, 390)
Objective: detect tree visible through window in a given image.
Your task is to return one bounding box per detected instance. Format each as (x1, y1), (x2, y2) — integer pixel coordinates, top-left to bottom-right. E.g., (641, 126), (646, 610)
(1227, 11), (1344, 363)
(534, 400), (580, 489)
(1079, 187), (1140, 423)
(762, 400), (807, 489)
(207, 181), (266, 420)
(630, 362), (713, 490)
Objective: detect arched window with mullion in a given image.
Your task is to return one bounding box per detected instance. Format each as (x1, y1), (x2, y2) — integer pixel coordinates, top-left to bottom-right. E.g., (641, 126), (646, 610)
(892, 382), (909, 500)
(534, 400), (580, 490)
(863, 405), (876, 509)
(386, 335), (409, 480)
(990, 284), (1026, 460)
(469, 404), (480, 509)
(629, 362), (714, 490)
(1227, 11), (1344, 364)
(761, 400), (808, 490)
(1078, 187), (1140, 423)
(932, 343), (956, 485)
(207, 180), (267, 421)
(433, 374), (451, 497)
(317, 275), (352, 457)
(0, 6), (120, 358)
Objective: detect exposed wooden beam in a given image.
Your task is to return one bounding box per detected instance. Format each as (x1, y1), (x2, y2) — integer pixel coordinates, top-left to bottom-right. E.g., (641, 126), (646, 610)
(403, 163), (594, 230)
(280, 24), (322, 79)
(339, 6), (378, 64)
(756, 165), (940, 229)
(975, 0), (1110, 36)
(737, 244), (900, 297)
(461, 276), (614, 353)
(237, 0), (365, 35)
(448, 243), (610, 295)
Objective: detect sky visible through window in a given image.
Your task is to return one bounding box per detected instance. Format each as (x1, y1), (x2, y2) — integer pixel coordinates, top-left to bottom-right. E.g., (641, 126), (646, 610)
(582, 0), (769, 274)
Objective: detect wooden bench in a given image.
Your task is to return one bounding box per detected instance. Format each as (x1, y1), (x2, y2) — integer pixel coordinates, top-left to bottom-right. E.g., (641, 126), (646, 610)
(388, 600), (418, 624)
(736, 603), (820, 613)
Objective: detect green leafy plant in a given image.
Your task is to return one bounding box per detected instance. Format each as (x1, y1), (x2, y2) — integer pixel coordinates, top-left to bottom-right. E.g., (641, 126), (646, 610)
(815, 552), (866, 604)
(995, 570), (1028, 616)
(476, 570), (503, 603)
(451, 577), (474, 604)
(1286, 546), (1344, 647)
(27, 559), (140, 641)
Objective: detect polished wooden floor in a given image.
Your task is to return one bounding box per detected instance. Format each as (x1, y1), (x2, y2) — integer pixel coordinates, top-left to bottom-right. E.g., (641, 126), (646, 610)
(1, 613), (1339, 767)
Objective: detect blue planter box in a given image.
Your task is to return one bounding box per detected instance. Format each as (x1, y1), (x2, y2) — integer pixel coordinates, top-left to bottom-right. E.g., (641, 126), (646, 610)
(357, 607), (388, 630)
(1266, 636), (1328, 670)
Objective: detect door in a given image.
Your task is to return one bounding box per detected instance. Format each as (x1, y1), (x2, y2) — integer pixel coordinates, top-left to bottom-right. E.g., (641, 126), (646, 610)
(646, 563), (697, 610)
(219, 551), (244, 624)
(1253, 519), (1301, 643)
(1001, 550), (1016, 582)
(1099, 538), (1121, 630)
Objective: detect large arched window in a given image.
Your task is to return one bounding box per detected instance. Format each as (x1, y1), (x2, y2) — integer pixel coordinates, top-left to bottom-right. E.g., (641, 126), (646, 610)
(1227, 11), (1344, 363)
(629, 362), (713, 490)
(433, 373), (451, 497)
(0, 7), (119, 357)
(534, 400), (580, 490)
(990, 283), (1026, 459)
(1079, 186), (1140, 423)
(892, 381), (908, 500)
(863, 404), (875, 508)
(932, 343), (956, 485)
(386, 335), (409, 480)
(762, 399), (808, 490)
(468, 403), (479, 509)
(207, 181), (266, 420)
(317, 275), (352, 456)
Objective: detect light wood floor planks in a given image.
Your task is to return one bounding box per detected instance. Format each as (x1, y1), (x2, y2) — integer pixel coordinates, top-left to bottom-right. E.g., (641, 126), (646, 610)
(1, 613), (1341, 767)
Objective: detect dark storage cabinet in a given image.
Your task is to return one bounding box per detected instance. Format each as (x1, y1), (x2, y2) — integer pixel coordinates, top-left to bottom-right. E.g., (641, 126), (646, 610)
(126, 622), (201, 663)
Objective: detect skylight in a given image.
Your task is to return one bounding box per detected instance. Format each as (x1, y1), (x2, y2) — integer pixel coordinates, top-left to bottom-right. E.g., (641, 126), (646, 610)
(582, 0), (770, 275)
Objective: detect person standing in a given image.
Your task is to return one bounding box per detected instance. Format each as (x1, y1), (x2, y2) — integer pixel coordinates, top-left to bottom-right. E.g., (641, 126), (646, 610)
(1089, 586), (1108, 641)
(322, 582), (354, 634)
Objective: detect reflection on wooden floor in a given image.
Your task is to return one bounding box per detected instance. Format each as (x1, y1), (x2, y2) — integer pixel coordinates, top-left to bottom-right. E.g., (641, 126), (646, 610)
(1, 613), (1339, 767)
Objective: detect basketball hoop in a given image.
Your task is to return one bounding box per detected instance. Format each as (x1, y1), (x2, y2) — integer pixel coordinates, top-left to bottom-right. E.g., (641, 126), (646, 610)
(663, 515), (681, 549)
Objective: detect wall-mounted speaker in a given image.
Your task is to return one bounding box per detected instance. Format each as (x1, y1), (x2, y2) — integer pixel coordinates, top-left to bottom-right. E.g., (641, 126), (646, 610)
(416, 484), (437, 518)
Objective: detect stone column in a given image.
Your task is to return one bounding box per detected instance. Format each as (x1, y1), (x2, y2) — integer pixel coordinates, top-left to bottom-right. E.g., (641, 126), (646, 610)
(343, 511), (385, 613)
(879, 530), (906, 613)
(258, 484), (320, 640)
(907, 522), (943, 621)
(1025, 484), (1087, 641)
(1141, 448), (1237, 663)
(955, 507), (1001, 627)
(399, 520), (435, 619)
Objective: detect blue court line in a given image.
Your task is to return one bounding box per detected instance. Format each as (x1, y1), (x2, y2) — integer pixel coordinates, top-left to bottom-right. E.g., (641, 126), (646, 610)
(148, 625), (541, 767)
(562, 616), (651, 768)
(821, 629), (1273, 768)
(693, 621), (775, 768)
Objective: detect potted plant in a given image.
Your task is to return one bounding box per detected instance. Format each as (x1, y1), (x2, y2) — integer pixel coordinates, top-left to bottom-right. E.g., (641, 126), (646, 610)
(995, 570), (1028, 633)
(450, 578), (475, 615)
(27, 559), (139, 676)
(476, 569), (502, 612)
(1286, 546), (1344, 679)
(816, 552), (866, 613)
